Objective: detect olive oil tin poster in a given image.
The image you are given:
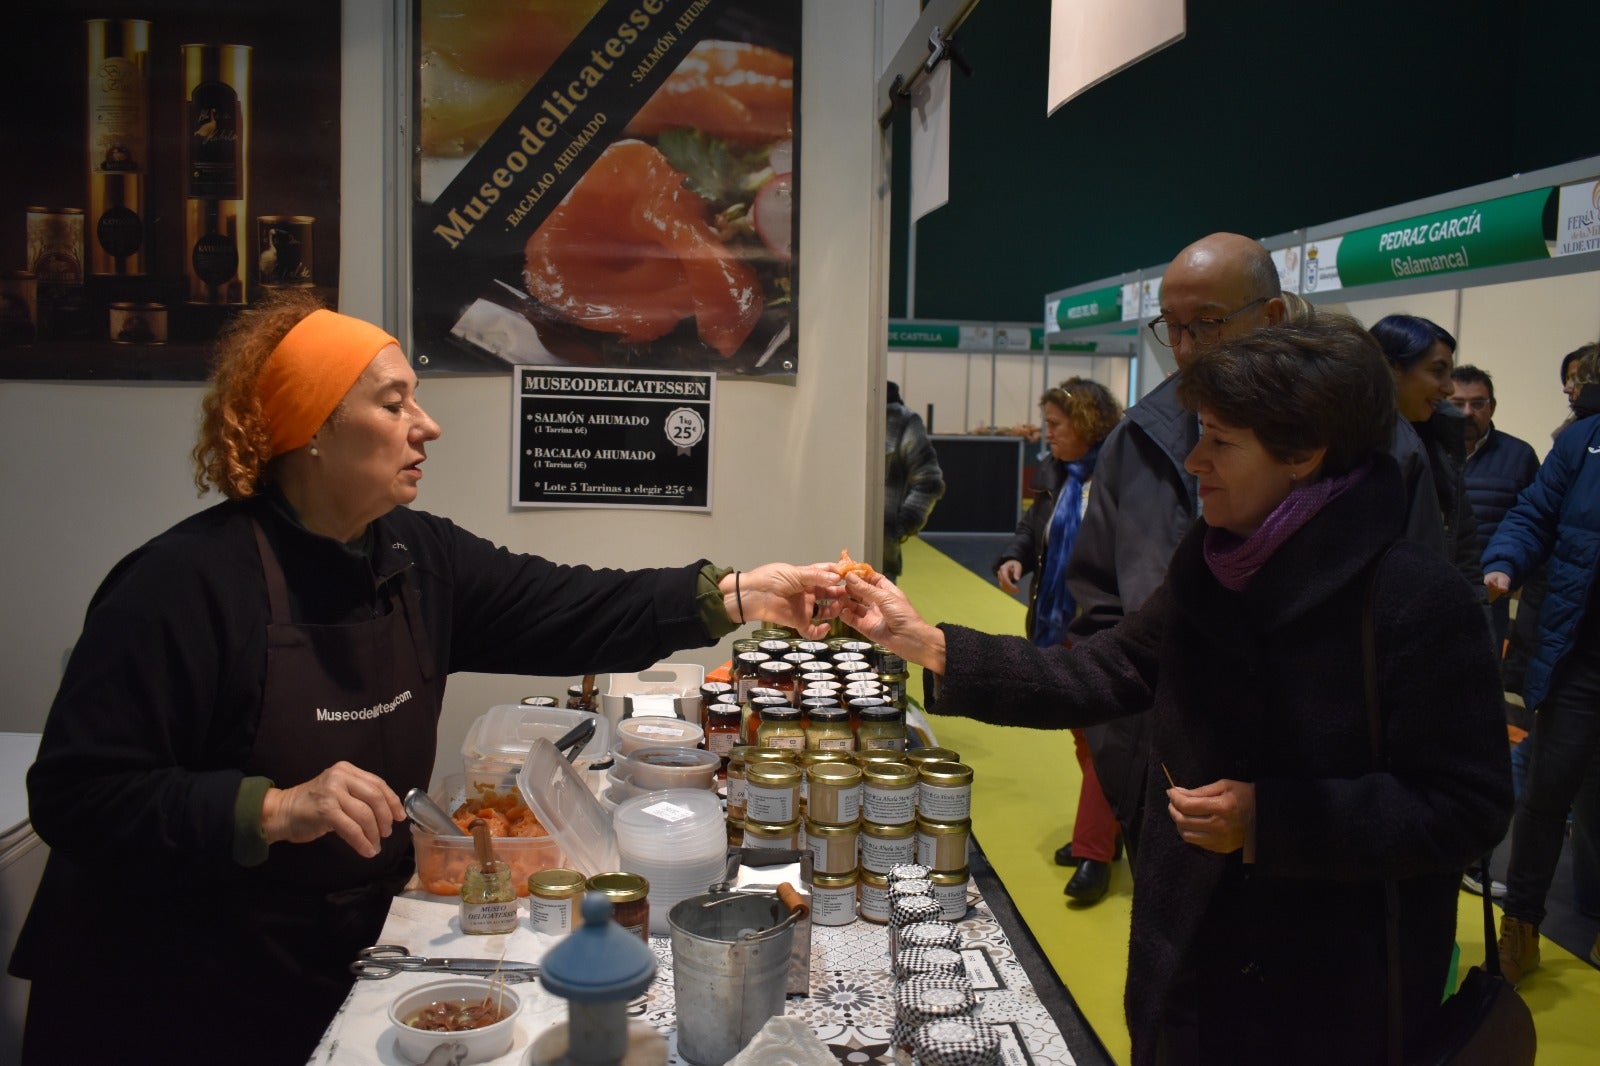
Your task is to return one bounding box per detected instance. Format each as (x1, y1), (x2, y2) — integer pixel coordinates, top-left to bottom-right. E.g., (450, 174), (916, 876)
(0, 1), (341, 381)
(413, 0), (800, 380)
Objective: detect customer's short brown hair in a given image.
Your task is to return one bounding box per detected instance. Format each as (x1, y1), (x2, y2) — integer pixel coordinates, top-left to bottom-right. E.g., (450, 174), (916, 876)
(1177, 315), (1396, 476)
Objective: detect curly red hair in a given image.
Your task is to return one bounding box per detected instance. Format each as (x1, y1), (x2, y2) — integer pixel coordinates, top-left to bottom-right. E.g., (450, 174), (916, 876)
(192, 289), (329, 499)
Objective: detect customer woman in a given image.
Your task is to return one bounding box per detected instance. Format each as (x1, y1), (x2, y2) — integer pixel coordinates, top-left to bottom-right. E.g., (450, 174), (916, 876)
(10, 291), (843, 1066)
(1487, 344), (1600, 985)
(842, 317), (1510, 1064)
(1370, 314), (1484, 592)
(994, 378), (1124, 903)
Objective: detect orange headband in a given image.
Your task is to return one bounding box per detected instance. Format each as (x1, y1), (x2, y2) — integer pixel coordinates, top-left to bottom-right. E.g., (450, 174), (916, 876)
(257, 309), (400, 457)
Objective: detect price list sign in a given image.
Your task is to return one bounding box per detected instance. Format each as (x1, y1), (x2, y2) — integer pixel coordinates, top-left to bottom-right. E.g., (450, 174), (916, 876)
(512, 366), (714, 511)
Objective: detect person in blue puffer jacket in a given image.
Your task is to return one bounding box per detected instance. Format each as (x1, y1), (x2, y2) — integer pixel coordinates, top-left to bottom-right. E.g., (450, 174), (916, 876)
(1482, 346), (1600, 987)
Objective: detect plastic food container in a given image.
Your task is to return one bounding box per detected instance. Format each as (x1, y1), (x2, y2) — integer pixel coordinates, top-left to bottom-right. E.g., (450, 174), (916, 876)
(517, 737), (620, 876)
(615, 716), (704, 756)
(461, 704), (611, 794)
(411, 774), (563, 897)
(611, 745), (720, 791)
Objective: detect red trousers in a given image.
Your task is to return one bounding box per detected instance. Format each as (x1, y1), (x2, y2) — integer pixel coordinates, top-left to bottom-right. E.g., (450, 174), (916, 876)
(1071, 727), (1120, 861)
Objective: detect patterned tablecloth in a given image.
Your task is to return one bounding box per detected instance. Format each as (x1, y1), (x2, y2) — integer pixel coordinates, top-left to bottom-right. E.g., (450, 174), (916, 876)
(312, 878), (1077, 1065)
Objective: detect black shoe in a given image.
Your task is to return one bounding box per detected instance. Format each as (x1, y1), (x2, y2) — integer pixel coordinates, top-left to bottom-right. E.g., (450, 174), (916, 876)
(1064, 859), (1111, 904)
(1055, 837), (1122, 867)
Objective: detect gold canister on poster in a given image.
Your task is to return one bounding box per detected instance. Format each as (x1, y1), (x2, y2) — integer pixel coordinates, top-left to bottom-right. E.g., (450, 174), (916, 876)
(182, 44), (251, 305)
(256, 215), (314, 287)
(26, 208), (86, 287)
(108, 300), (167, 345)
(86, 19), (149, 276)
(0, 271), (38, 344)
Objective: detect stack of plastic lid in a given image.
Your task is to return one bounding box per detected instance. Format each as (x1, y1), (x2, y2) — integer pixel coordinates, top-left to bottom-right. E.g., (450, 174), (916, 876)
(612, 788), (728, 930)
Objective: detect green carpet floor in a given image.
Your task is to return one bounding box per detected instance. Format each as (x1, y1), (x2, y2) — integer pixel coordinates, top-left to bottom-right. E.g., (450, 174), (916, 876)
(896, 536), (1600, 1064)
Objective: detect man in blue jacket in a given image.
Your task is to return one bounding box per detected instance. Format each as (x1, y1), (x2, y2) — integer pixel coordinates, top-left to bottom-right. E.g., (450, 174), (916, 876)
(1483, 358), (1600, 985)
(1451, 364), (1540, 649)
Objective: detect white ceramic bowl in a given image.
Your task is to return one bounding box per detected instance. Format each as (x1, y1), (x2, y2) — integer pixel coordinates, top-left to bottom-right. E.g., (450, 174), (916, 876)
(388, 978), (522, 1064)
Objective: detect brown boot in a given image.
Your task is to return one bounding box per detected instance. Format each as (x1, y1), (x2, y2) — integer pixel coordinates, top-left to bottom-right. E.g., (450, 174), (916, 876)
(1496, 915), (1540, 986)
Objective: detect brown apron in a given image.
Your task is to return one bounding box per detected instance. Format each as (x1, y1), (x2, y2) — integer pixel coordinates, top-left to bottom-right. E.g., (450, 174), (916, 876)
(227, 520), (443, 1059)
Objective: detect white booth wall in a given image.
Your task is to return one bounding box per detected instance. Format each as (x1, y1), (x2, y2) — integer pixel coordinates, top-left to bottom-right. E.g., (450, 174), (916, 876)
(0, 0), (882, 790)
(889, 348), (1134, 434)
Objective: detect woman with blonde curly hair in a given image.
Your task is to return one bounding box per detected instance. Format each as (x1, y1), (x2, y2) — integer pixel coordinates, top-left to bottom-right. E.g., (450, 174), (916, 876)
(994, 376), (1126, 903)
(12, 292), (845, 1066)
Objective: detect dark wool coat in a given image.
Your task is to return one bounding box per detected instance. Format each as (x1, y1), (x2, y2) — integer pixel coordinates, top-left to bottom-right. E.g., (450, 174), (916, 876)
(931, 457), (1510, 1065)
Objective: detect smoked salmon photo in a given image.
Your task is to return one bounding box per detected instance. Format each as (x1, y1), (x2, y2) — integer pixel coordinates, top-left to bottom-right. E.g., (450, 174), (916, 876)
(413, 2), (800, 378)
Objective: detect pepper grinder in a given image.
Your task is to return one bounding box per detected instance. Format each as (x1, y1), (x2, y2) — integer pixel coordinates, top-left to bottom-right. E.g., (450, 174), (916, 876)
(530, 892), (666, 1066)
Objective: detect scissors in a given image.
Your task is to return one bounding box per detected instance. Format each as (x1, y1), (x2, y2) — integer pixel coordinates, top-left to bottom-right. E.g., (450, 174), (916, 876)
(351, 944), (541, 983)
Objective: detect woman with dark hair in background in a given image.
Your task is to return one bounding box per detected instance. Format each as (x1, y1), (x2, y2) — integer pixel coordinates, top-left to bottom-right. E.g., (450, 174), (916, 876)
(1369, 314), (1485, 595)
(844, 317), (1510, 1063)
(994, 378), (1124, 903)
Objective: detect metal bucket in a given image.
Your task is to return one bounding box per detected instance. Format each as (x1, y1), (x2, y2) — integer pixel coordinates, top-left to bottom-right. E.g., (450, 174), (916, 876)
(668, 891), (798, 1065)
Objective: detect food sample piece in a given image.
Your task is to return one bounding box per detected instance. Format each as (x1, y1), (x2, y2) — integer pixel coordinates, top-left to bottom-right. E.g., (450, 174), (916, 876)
(524, 140), (761, 356)
(626, 41), (794, 143)
(834, 549), (877, 581)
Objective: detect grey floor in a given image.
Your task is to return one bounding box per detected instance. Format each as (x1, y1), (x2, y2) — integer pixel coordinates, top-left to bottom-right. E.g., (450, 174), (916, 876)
(919, 531), (1600, 970)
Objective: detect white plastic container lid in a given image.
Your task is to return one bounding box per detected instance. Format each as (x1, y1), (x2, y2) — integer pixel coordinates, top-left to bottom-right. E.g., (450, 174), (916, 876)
(517, 737), (618, 876)
(614, 716), (703, 756)
(613, 789), (724, 844)
(464, 704), (611, 771)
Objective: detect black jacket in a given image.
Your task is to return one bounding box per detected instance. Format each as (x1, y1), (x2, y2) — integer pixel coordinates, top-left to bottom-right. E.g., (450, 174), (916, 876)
(932, 456), (1510, 1065)
(1463, 426), (1541, 556)
(14, 491), (715, 985)
(1413, 403), (1486, 594)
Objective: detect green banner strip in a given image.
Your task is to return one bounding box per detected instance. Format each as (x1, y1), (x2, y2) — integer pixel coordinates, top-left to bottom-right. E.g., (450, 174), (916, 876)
(1053, 285), (1122, 329)
(1335, 188), (1553, 287)
(888, 323), (961, 349)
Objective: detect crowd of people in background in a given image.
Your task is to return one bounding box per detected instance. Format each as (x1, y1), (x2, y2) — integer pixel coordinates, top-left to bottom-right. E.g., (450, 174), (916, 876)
(923, 230), (1600, 1055)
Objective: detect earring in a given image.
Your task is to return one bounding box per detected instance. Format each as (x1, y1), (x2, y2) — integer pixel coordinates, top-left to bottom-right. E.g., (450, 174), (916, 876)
(310, 444), (319, 457)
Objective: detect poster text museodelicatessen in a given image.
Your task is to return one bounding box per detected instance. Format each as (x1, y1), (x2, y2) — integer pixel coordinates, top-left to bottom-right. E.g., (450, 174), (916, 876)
(414, 0), (799, 379)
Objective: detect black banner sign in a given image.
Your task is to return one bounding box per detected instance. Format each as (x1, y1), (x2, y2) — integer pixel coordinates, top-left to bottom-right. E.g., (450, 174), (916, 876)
(514, 366), (713, 509)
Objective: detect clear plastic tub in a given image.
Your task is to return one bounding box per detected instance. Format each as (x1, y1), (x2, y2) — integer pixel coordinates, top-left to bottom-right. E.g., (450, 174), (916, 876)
(611, 746), (720, 792)
(517, 738), (619, 876)
(462, 704), (611, 794)
(411, 773), (563, 897)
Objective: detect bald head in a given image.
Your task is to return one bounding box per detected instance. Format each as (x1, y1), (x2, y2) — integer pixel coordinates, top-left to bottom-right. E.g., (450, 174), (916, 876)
(1158, 233), (1285, 370)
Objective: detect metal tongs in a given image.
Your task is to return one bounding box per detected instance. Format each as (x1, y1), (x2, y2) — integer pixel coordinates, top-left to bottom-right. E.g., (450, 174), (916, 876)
(404, 787), (467, 837)
(554, 716), (597, 764)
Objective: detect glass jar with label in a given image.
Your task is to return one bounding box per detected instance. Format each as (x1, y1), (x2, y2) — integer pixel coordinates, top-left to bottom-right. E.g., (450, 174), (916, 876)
(745, 690), (787, 745)
(918, 761), (974, 822)
(698, 680), (734, 729)
(862, 760), (918, 824)
(857, 868), (892, 923)
(460, 819), (519, 935)
(757, 638), (793, 660)
(801, 697), (842, 724)
(916, 816), (972, 873)
(806, 819), (859, 875)
(725, 745), (753, 819)
(586, 871), (650, 941)
(804, 760), (862, 825)
(795, 640), (831, 658)
(844, 682), (885, 706)
(743, 817), (801, 850)
(856, 705), (908, 753)
(809, 870), (858, 926)
(876, 652), (909, 711)
(732, 650), (771, 702)
(781, 651), (813, 670)
(904, 746), (961, 771)
(520, 695), (559, 708)
(756, 660), (797, 703)
(527, 868), (587, 936)
(831, 651), (869, 672)
(705, 703), (743, 775)
(745, 760), (801, 823)
(755, 704), (805, 751)
(860, 819), (917, 873)
(927, 868), (970, 921)
(805, 705), (855, 752)
(843, 670), (881, 687)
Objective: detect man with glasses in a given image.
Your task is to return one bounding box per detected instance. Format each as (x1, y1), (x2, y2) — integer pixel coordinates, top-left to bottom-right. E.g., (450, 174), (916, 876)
(1451, 365), (1539, 649)
(1062, 232), (1445, 874)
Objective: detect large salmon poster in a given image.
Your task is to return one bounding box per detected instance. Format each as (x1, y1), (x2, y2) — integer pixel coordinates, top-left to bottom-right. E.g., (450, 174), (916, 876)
(413, 0), (800, 380)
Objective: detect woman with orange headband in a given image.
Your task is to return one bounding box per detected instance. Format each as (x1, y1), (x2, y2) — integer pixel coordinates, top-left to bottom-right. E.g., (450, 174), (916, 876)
(12, 290), (843, 1066)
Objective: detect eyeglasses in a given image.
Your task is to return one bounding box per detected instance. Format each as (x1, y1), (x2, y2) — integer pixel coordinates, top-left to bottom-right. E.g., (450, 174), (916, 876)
(1147, 296), (1269, 349)
(1451, 397), (1492, 412)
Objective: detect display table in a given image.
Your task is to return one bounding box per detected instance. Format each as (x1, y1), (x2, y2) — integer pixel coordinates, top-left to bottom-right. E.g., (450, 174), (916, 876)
(311, 872), (1080, 1065)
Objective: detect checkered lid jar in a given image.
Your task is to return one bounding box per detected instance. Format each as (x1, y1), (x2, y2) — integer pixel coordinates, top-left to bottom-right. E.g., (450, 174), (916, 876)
(894, 944), (964, 982)
(887, 862), (931, 885)
(892, 973), (976, 1050)
(889, 893), (943, 930)
(900, 919), (962, 953)
(912, 1017), (1002, 1066)
(888, 877), (933, 902)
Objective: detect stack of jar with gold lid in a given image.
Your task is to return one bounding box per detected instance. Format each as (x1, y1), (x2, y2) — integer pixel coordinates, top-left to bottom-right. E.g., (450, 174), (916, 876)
(912, 753), (974, 923)
(803, 758), (862, 925)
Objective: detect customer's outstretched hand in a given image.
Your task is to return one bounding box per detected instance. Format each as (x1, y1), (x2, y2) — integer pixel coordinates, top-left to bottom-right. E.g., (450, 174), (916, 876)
(723, 562), (845, 639)
(841, 572), (947, 675)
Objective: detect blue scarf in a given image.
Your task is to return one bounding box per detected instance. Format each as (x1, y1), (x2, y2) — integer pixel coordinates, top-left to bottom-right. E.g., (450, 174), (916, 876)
(1032, 443), (1100, 646)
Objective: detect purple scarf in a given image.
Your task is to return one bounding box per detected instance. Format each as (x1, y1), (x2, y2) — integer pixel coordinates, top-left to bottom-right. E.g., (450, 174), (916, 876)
(1204, 459), (1374, 591)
